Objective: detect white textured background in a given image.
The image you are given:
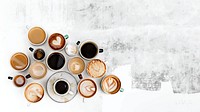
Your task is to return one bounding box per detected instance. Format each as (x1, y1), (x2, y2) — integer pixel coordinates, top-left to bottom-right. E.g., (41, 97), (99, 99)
(1, 0), (200, 112)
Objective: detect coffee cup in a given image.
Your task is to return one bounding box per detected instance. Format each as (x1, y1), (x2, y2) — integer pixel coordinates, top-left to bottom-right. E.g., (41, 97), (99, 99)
(65, 43), (78, 57)
(68, 57), (85, 80)
(10, 52), (30, 71)
(78, 78), (97, 98)
(29, 47), (46, 61)
(77, 40), (103, 60)
(8, 75), (27, 87)
(46, 52), (66, 71)
(24, 83), (44, 103)
(53, 79), (74, 96)
(101, 75), (124, 94)
(27, 62), (47, 79)
(48, 33), (69, 50)
(27, 26), (47, 46)
(87, 59), (106, 78)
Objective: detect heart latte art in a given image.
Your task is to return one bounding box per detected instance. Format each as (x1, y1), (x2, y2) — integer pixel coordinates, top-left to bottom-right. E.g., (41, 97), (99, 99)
(48, 33), (66, 50)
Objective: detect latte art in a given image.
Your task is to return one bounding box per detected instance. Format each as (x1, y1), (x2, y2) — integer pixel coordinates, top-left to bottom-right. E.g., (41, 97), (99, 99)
(24, 83), (44, 103)
(87, 59), (106, 78)
(78, 79), (97, 98)
(104, 77), (118, 93)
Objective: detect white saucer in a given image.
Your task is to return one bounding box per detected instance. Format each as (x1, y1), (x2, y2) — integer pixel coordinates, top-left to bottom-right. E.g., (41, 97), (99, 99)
(46, 71), (78, 103)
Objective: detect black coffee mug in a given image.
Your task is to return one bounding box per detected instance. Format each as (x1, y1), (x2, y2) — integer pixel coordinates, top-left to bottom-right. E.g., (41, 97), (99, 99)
(77, 40), (103, 60)
(29, 47), (46, 61)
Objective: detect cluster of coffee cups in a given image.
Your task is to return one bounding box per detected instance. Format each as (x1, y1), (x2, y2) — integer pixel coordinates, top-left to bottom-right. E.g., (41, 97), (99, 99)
(9, 26), (123, 103)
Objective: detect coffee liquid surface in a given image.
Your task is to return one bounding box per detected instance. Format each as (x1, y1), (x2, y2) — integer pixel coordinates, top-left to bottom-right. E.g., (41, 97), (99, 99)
(47, 53), (65, 70)
(34, 49), (45, 60)
(81, 43), (97, 59)
(68, 57), (85, 74)
(10, 53), (28, 70)
(28, 27), (46, 44)
(55, 81), (69, 94)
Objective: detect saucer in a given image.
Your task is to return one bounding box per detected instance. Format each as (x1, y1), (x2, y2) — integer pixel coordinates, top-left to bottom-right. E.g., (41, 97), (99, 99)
(46, 71), (78, 103)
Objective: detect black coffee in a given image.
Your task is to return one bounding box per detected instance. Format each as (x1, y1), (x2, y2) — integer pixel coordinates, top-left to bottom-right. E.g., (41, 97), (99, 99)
(81, 42), (97, 59)
(47, 53), (65, 70)
(55, 81), (69, 94)
(34, 49), (45, 60)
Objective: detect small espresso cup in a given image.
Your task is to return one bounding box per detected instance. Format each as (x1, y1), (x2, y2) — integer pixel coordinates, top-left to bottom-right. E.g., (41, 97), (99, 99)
(29, 47), (46, 61)
(78, 78), (97, 98)
(77, 40), (103, 60)
(53, 79), (74, 96)
(27, 26), (47, 46)
(46, 52), (66, 71)
(10, 52), (30, 71)
(48, 33), (69, 50)
(101, 75), (124, 94)
(68, 57), (85, 80)
(8, 75), (28, 87)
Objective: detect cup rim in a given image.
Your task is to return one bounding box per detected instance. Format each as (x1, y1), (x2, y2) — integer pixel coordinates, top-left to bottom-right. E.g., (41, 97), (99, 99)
(27, 26), (47, 46)
(28, 61), (47, 79)
(53, 78), (71, 96)
(78, 40), (99, 60)
(24, 83), (44, 103)
(101, 75), (121, 94)
(10, 52), (30, 72)
(86, 59), (106, 78)
(65, 43), (78, 56)
(67, 57), (85, 75)
(77, 78), (97, 98)
(48, 33), (67, 51)
(13, 75), (26, 87)
(30, 47), (46, 61)
(45, 52), (66, 71)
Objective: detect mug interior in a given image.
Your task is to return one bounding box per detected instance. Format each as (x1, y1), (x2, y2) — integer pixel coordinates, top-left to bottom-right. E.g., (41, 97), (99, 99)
(53, 79), (70, 96)
(28, 27), (47, 45)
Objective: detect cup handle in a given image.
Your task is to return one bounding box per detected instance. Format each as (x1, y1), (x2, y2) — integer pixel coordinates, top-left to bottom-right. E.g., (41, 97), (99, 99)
(76, 41), (80, 45)
(78, 74), (83, 80)
(99, 49), (103, 53)
(26, 25), (30, 30)
(8, 76), (13, 80)
(68, 91), (74, 95)
(64, 34), (69, 39)
(29, 47), (34, 52)
(120, 88), (124, 92)
(25, 74), (31, 79)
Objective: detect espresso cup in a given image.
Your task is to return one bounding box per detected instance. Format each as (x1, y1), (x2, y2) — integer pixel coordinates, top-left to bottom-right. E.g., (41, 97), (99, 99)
(101, 75), (124, 94)
(27, 26), (47, 46)
(77, 40), (103, 60)
(29, 47), (46, 61)
(27, 62), (47, 79)
(10, 52), (30, 71)
(48, 33), (69, 50)
(24, 83), (44, 103)
(46, 52), (66, 71)
(53, 79), (74, 96)
(68, 57), (85, 80)
(78, 79), (97, 98)
(8, 75), (27, 87)
(65, 43), (78, 57)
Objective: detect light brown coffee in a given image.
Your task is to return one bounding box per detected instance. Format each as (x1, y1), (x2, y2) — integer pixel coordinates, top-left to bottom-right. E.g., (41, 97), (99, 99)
(28, 62), (47, 79)
(10, 52), (29, 71)
(68, 57), (85, 74)
(28, 27), (46, 45)
(24, 83), (44, 103)
(78, 79), (97, 98)
(101, 75), (121, 94)
(87, 59), (106, 78)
